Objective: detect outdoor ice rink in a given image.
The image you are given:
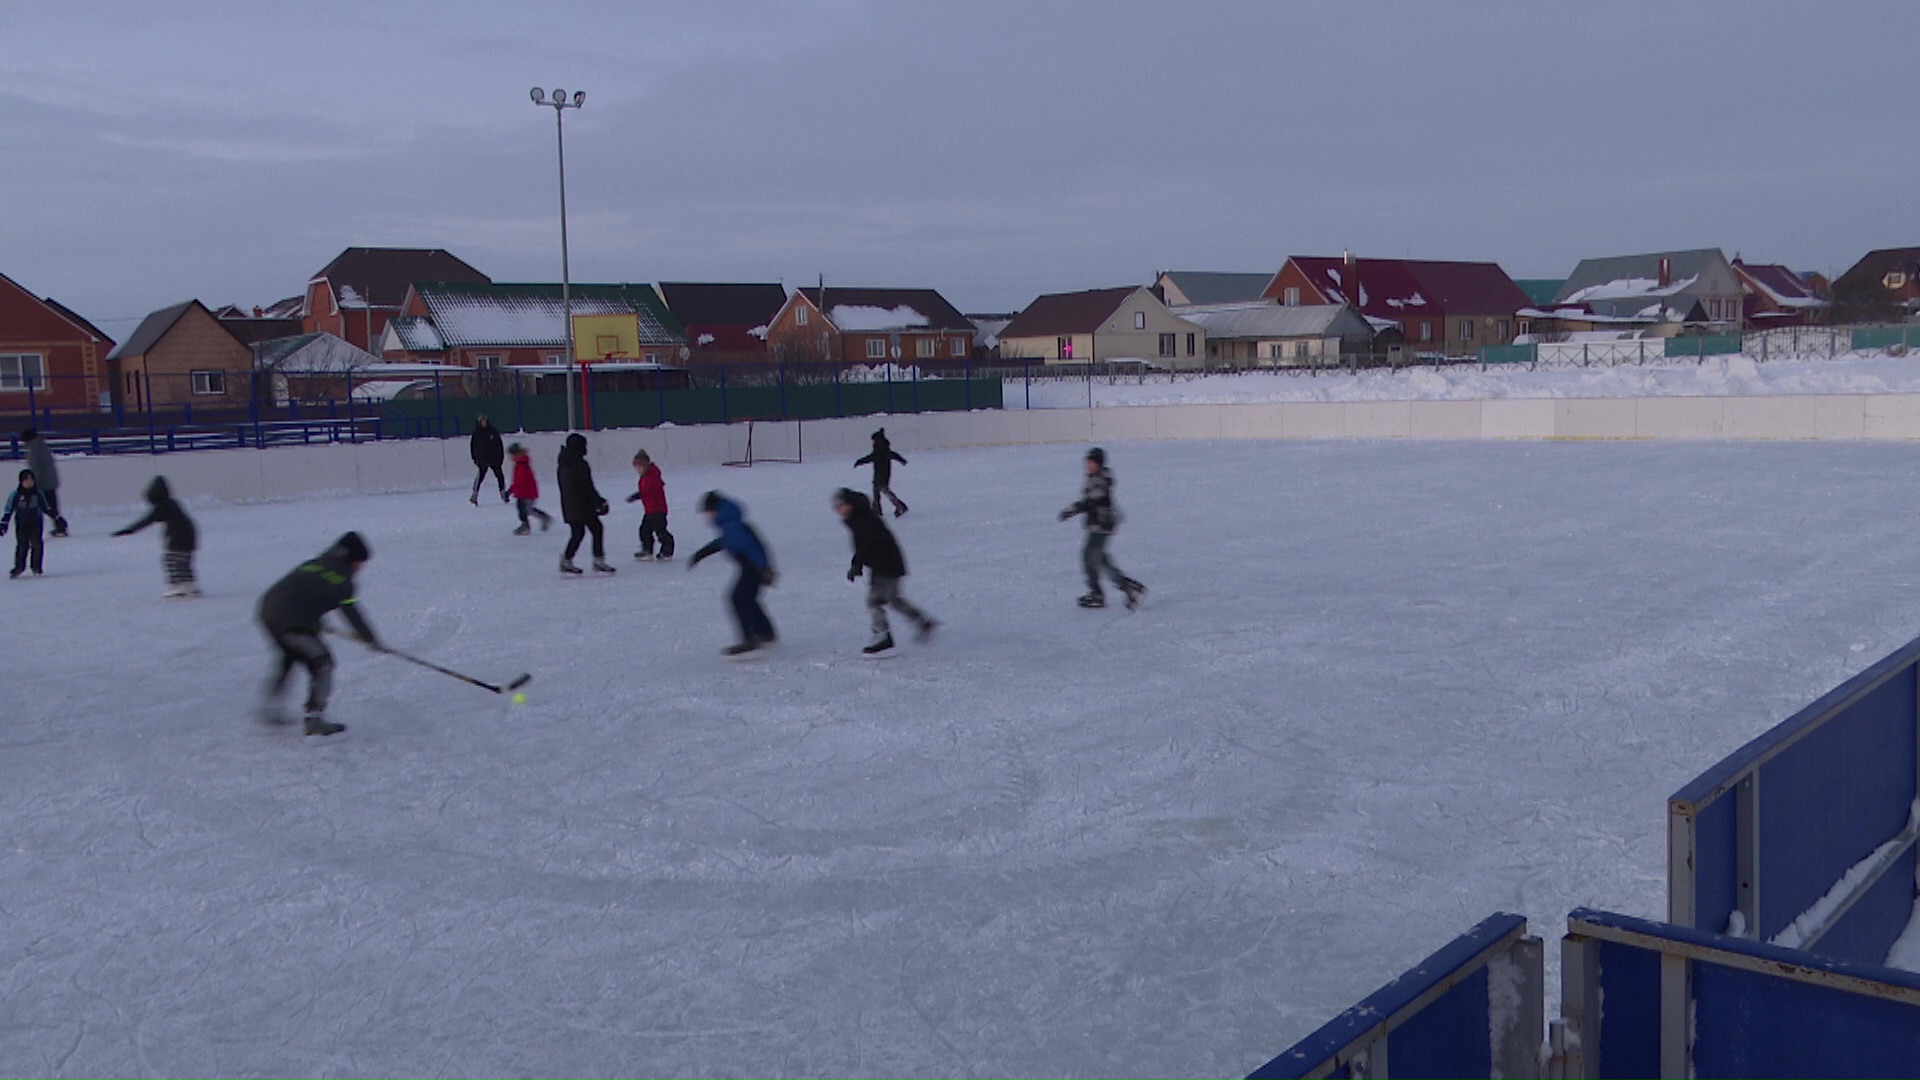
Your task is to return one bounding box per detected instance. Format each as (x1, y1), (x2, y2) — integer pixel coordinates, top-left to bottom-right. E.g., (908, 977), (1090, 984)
(5, 437), (1916, 1077)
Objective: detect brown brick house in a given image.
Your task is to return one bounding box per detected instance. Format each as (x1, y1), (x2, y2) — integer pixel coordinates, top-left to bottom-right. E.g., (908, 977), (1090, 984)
(303, 247), (490, 352)
(654, 282), (787, 365)
(0, 272), (115, 414)
(762, 287), (973, 366)
(1832, 247), (1920, 323)
(109, 301), (253, 410)
(1264, 255), (1530, 353)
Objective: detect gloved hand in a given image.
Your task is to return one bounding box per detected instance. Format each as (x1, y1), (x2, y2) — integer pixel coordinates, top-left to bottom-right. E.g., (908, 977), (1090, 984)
(1058, 509), (1073, 522)
(626, 493), (641, 503)
(596, 500), (611, 516)
(847, 567), (861, 583)
(0, 522), (8, 537)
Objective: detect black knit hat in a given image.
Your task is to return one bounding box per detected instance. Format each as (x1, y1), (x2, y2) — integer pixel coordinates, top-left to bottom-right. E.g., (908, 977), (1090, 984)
(334, 531), (371, 563)
(17, 468), (33, 483)
(872, 428), (886, 440)
(700, 490), (723, 512)
(831, 487), (860, 508)
(1086, 446), (1106, 465)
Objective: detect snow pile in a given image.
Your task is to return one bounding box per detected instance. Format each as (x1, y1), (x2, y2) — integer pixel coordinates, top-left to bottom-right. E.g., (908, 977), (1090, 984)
(1884, 870), (1920, 972)
(829, 304), (928, 331)
(838, 362), (929, 383)
(1006, 353), (1920, 409)
(1563, 275), (1699, 303)
(696, 333), (716, 345)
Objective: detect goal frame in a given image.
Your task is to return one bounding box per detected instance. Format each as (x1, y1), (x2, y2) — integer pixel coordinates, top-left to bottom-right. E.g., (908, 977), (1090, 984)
(722, 417), (804, 467)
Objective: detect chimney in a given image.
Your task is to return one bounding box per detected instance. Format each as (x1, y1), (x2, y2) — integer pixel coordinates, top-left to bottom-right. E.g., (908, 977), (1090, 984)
(252, 306), (263, 317)
(1658, 257), (1671, 289)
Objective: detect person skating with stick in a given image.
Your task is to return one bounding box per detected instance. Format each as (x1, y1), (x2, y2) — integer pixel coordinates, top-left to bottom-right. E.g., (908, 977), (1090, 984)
(833, 488), (935, 657)
(556, 433), (614, 575)
(1060, 447), (1145, 610)
(256, 531), (383, 736)
(854, 428), (909, 518)
(688, 491), (777, 658)
(468, 414), (507, 505)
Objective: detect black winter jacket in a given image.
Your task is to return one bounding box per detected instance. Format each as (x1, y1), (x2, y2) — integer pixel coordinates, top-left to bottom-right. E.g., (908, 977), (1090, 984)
(854, 437), (907, 484)
(470, 422), (505, 467)
(258, 546), (376, 642)
(556, 435), (605, 524)
(114, 476), (197, 552)
(842, 495), (907, 579)
(1064, 467), (1120, 534)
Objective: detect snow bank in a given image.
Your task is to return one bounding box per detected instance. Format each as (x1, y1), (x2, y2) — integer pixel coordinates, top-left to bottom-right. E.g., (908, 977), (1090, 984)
(1770, 800), (1920, 950)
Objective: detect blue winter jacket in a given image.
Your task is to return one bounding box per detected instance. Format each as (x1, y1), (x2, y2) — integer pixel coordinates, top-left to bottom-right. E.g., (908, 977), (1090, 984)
(2, 483), (51, 532)
(692, 498), (771, 571)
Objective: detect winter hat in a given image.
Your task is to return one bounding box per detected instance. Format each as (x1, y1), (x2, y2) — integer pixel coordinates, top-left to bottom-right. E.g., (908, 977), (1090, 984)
(700, 490), (724, 513)
(507, 442), (525, 456)
(564, 433), (588, 453)
(831, 487), (859, 508)
(145, 476), (171, 504)
(333, 531), (371, 563)
(17, 468), (33, 484)
(632, 449), (651, 464)
(1085, 447), (1106, 465)
(872, 428), (886, 440)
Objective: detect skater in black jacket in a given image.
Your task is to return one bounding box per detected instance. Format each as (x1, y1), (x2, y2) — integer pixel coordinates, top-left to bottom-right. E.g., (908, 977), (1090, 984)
(556, 433), (614, 575)
(853, 428), (909, 517)
(257, 531), (382, 736)
(1, 468), (51, 578)
(469, 414), (507, 505)
(112, 475), (200, 597)
(833, 488), (935, 656)
(1060, 447), (1145, 609)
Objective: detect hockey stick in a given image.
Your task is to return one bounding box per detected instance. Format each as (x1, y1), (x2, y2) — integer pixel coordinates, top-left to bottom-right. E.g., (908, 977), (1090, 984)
(325, 629), (532, 695)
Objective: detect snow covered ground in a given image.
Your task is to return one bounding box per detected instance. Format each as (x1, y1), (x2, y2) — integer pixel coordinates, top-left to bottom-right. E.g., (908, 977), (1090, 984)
(1006, 352), (1920, 409)
(6, 438), (1920, 1077)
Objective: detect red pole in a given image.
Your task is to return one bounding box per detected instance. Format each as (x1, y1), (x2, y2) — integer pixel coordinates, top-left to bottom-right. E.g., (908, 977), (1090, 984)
(578, 358), (593, 430)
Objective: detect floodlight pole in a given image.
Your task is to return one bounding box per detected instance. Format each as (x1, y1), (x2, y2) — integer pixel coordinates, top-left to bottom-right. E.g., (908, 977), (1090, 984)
(532, 86), (586, 430)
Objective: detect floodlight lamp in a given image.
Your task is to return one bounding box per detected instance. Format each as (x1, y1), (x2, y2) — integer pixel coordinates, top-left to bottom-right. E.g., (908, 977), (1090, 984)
(530, 87), (546, 104)
(552, 88), (566, 103)
(572, 90), (586, 106)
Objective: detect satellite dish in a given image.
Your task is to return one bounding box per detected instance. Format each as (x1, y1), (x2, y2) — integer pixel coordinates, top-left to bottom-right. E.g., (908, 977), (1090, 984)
(677, 346), (690, 361)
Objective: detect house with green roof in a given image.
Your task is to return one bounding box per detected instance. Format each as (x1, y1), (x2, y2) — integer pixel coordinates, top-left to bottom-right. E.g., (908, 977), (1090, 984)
(382, 282), (687, 373)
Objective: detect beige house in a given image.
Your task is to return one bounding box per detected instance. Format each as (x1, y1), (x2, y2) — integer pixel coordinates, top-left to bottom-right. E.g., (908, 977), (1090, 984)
(108, 300), (252, 409)
(998, 286), (1205, 369)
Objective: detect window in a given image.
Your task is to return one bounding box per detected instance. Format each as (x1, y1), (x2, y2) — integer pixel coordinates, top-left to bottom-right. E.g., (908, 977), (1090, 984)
(796, 306), (809, 326)
(1517, 319), (1532, 336)
(477, 354), (503, 370)
(1282, 286), (1300, 306)
(866, 338), (887, 359)
(1186, 332), (1196, 357)
(951, 337), (966, 357)
(540, 355), (559, 367)
(1057, 336), (1074, 359)
(1268, 343), (1285, 360)
(1419, 321), (1433, 342)
(1497, 319), (1510, 340)
(1459, 320), (1474, 342)
(1132, 311), (1147, 330)
(1158, 333), (1176, 358)
(916, 337), (935, 359)
(190, 370), (227, 395)
(644, 352), (659, 363)
(0, 353), (45, 391)
(1295, 340), (1311, 359)
(1885, 272), (1908, 290)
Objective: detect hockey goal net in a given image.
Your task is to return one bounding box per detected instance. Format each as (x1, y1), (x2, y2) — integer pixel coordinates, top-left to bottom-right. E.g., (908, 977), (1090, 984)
(722, 417), (804, 467)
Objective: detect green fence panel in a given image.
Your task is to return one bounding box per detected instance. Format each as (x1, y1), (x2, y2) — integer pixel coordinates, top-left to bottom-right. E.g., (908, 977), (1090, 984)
(1664, 334), (1742, 359)
(1851, 326), (1912, 352)
(1478, 343), (1537, 365)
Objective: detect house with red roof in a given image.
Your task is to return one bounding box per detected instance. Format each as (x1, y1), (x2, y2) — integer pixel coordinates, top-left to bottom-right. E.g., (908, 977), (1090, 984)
(0, 272), (116, 415)
(1263, 255), (1530, 353)
(1732, 260), (1829, 328)
(762, 287), (974, 366)
(303, 247), (491, 352)
(653, 282), (787, 365)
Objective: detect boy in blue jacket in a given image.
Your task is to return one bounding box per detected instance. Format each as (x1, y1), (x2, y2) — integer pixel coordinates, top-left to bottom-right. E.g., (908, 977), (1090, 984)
(2, 468), (52, 578)
(688, 491), (778, 658)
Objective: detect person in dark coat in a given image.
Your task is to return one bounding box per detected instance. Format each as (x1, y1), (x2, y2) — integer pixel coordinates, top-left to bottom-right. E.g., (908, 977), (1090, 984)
(1060, 447), (1145, 610)
(833, 488), (935, 656)
(256, 531), (382, 736)
(556, 433), (614, 574)
(112, 475), (200, 597)
(688, 491), (777, 657)
(469, 414), (507, 505)
(853, 428), (909, 517)
(2, 468), (51, 578)
(20, 428), (67, 536)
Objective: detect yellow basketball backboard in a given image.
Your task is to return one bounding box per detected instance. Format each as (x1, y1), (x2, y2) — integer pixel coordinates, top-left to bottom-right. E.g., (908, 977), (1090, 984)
(570, 313), (641, 361)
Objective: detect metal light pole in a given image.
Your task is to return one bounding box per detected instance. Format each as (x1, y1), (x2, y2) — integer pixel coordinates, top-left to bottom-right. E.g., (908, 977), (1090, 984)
(531, 86), (586, 430)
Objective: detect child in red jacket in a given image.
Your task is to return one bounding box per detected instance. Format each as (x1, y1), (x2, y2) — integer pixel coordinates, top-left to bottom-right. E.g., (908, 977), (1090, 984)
(626, 449), (674, 560)
(507, 443), (552, 535)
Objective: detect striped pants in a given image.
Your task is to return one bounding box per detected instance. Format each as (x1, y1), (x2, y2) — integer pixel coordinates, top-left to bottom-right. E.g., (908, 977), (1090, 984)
(164, 550), (196, 586)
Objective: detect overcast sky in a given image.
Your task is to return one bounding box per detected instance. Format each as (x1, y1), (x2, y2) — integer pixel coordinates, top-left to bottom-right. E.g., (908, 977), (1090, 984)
(2, 2), (1915, 332)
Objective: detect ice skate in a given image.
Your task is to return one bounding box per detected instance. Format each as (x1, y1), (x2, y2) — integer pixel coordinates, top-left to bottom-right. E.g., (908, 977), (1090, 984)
(499, 490), (510, 504)
(304, 716), (346, 737)
(539, 515), (552, 532)
(560, 558), (583, 575)
(1122, 579), (1146, 611)
(1077, 591), (1106, 609)
(723, 641), (761, 660)
(592, 558), (617, 573)
(468, 493), (479, 506)
(8, 569), (21, 580)
(164, 583), (191, 599)
(633, 550), (653, 561)
(863, 634), (897, 658)
(513, 523), (531, 536)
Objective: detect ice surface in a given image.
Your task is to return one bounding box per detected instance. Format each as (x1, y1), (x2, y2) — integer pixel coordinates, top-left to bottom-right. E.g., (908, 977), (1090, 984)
(6, 440), (1919, 1076)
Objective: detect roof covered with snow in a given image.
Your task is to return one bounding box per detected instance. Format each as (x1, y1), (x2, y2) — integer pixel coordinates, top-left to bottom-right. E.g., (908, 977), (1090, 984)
(798, 287), (972, 332)
(1281, 257), (1530, 320)
(1177, 301), (1371, 341)
(1553, 249), (1732, 305)
(1733, 261), (1828, 309)
(255, 332), (402, 373)
(384, 315), (446, 352)
(412, 283), (684, 348)
(1155, 271), (1274, 307)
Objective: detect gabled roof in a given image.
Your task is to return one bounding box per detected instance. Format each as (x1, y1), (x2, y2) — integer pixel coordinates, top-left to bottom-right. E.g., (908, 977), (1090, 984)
(411, 282), (684, 348)
(799, 287), (973, 332)
(1277, 257), (1529, 320)
(1177, 301), (1371, 340)
(253, 332), (385, 372)
(384, 315), (446, 352)
(40, 297), (115, 347)
(1156, 271), (1274, 307)
(1553, 249), (1729, 304)
(311, 247), (490, 310)
(1000, 286), (1142, 338)
(655, 282), (788, 328)
(1834, 246), (1920, 292)
(108, 300), (236, 360)
(1732, 260), (1827, 309)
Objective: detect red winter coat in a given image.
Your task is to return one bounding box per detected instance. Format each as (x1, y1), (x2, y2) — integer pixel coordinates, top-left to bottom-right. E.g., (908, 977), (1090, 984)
(635, 463), (667, 514)
(508, 455), (539, 500)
